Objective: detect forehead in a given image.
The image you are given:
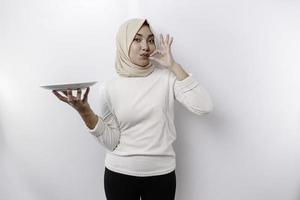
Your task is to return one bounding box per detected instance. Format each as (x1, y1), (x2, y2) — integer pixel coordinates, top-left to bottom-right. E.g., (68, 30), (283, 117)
(135, 25), (153, 36)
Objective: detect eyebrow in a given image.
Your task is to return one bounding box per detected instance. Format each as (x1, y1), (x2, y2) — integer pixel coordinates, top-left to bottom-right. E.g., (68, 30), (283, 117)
(135, 33), (154, 38)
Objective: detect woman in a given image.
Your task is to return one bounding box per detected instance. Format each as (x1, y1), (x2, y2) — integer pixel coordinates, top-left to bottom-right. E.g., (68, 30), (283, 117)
(53, 18), (213, 200)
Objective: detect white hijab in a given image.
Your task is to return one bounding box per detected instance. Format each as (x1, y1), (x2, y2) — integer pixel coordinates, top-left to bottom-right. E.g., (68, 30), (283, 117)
(115, 18), (156, 77)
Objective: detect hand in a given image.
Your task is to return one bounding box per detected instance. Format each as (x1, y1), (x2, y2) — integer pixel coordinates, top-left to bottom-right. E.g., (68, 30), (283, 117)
(52, 87), (91, 113)
(149, 34), (176, 69)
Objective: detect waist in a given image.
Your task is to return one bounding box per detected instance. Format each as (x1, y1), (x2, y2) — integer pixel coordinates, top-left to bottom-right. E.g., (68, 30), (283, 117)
(104, 152), (176, 177)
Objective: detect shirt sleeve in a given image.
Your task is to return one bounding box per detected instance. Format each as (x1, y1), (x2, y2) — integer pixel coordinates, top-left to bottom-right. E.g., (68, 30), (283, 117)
(87, 83), (121, 151)
(173, 72), (213, 115)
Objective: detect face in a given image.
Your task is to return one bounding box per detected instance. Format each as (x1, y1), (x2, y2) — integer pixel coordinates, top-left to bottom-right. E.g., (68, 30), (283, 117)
(129, 25), (156, 67)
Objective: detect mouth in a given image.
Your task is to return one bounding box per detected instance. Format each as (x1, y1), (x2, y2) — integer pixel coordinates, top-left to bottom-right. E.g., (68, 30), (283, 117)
(140, 54), (149, 58)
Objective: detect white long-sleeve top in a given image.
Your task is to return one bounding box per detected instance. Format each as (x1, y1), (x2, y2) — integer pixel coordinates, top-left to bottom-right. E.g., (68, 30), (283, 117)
(88, 66), (213, 176)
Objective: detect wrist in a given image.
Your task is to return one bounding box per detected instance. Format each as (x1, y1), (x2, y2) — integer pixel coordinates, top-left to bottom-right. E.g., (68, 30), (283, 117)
(169, 62), (189, 80)
(80, 109), (98, 130)
(78, 104), (92, 116)
(169, 62), (180, 71)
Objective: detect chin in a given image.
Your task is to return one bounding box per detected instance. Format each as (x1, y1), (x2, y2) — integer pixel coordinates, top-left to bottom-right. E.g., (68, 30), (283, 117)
(141, 63), (149, 67)
(137, 62), (149, 67)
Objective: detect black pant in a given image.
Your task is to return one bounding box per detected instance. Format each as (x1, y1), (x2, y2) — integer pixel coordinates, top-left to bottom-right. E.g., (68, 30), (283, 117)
(104, 167), (176, 200)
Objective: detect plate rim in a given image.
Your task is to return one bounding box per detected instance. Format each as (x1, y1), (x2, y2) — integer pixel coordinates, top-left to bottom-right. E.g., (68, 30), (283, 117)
(40, 81), (98, 90)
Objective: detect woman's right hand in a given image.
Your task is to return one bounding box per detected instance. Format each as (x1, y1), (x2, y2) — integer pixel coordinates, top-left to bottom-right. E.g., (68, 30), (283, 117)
(52, 87), (91, 114)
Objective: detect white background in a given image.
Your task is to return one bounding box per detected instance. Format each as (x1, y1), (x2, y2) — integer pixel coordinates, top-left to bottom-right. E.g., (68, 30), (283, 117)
(1, 0), (300, 199)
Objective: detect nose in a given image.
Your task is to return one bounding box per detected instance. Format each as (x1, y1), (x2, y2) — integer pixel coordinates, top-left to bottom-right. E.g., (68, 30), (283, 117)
(141, 40), (149, 51)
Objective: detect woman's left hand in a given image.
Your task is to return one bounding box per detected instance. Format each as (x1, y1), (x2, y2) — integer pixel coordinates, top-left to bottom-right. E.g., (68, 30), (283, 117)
(149, 34), (177, 69)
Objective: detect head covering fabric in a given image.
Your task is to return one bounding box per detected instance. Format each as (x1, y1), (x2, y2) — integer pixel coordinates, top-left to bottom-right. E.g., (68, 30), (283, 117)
(115, 18), (156, 77)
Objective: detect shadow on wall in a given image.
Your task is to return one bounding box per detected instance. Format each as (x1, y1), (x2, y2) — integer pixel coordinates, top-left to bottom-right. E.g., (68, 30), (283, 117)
(172, 102), (229, 199)
(174, 101), (231, 138)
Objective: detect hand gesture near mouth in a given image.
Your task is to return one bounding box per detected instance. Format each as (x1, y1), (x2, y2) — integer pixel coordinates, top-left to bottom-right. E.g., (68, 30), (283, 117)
(149, 34), (177, 69)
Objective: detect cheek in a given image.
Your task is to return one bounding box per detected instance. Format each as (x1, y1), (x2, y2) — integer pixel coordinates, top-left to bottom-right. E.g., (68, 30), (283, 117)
(129, 45), (138, 59)
(130, 45), (139, 56)
(150, 45), (156, 53)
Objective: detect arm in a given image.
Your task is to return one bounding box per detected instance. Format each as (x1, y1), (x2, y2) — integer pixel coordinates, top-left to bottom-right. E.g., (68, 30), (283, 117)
(86, 85), (121, 151)
(172, 69), (213, 115)
(169, 62), (189, 81)
(52, 86), (120, 151)
(78, 105), (98, 129)
(87, 112), (121, 151)
(170, 62), (213, 115)
(149, 34), (213, 115)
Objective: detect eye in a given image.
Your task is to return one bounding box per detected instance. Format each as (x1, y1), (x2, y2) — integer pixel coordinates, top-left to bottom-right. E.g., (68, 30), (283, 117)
(148, 39), (155, 43)
(133, 38), (141, 42)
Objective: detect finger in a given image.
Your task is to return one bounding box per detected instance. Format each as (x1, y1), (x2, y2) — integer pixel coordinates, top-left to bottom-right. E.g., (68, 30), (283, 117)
(160, 34), (165, 46)
(52, 90), (62, 99)
(67, 89), (74, 102)
(83, 87), (90, 102)
(52, 90), (69, 103)
(62, 90), (68, 96)
(169, 37), (173, 47)
(77, 88), (82, 100)
(166, 34), (169, 44)
(149, 49), (159, 57)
